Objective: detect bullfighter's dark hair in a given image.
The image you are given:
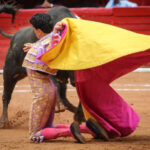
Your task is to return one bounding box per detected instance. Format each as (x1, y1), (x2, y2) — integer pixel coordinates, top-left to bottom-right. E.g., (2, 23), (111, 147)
(30, 13), (53, 33)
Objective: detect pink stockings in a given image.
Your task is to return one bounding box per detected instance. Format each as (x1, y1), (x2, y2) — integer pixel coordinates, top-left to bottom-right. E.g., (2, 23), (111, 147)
(42, 125), (93, 140)
(30, 124), (93, 143)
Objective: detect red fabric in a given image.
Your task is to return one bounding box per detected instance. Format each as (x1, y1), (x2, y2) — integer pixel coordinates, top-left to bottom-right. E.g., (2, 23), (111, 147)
(75, 49), (150, 138)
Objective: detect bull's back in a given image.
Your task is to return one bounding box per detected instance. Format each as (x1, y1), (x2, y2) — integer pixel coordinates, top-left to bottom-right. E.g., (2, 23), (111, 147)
(5, 27), (37, 67)
(46, 6), (76, 26)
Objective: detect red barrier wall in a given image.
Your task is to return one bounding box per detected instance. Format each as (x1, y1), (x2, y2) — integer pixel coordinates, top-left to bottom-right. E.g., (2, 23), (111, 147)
(1, 7), (150, 69)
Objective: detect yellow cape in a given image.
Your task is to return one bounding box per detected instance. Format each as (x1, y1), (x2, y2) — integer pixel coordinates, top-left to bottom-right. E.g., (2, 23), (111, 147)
(39, 18), (150, 70)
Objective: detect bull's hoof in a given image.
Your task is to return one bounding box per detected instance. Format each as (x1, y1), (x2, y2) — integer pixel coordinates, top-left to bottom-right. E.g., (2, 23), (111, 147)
(0, 120), (10, 129)
(70, 122), (85, 143)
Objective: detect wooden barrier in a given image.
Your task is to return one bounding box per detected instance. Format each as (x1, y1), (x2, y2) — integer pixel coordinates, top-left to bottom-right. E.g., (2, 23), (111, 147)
(0, 6), (150, 69)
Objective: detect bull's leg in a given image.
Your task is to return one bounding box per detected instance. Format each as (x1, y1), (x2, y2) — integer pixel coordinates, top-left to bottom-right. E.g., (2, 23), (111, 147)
(0, 77), (17, 128)
(0, 67), (26, 128)
(74, 102), (85, 124)
(70, 102), (85, 143)
(50, 75), (77, 113)
(56, 81), (77, 113)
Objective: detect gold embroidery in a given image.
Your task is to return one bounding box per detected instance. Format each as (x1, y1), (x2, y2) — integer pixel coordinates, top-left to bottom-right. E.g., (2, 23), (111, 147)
(35, 42), (40, 47)
(39, 88), (44, 93)
(26, 53), (30, 59)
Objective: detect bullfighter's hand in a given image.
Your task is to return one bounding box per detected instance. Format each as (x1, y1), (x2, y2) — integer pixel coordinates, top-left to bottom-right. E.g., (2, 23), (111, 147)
(23, 43), (33, 52)
(53, 22), (65, 34)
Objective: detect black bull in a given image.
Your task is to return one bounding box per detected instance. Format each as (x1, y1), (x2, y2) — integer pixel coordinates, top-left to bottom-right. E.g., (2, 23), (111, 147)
(0, 6), (84, 128)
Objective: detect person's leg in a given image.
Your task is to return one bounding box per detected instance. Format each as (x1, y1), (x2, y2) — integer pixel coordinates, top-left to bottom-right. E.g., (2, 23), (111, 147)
(27, 69), (94, 143)
(30, 124), (94, 143)
(26, 69), (56, 136)
(44, 99), (56, 128)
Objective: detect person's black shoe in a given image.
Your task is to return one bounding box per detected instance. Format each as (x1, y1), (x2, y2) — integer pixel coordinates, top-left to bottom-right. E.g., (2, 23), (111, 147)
(70, 122), (85, 143)
(86, 119), (109, 141)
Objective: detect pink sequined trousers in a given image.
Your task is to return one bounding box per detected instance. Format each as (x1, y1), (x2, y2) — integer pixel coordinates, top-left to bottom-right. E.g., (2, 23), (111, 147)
(26, 69), (56, 136)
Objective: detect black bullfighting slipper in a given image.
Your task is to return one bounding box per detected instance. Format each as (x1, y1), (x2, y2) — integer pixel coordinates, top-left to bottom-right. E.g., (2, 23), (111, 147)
(70, 122), (85, 144)
(86, 118), (109, 141)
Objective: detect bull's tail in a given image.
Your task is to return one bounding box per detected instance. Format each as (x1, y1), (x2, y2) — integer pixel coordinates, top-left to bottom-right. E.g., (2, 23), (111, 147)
(0, 29), (14, 39)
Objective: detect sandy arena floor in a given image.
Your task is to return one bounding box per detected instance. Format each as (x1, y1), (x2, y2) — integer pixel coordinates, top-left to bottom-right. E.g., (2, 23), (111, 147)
(0, 71), (150, 150)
